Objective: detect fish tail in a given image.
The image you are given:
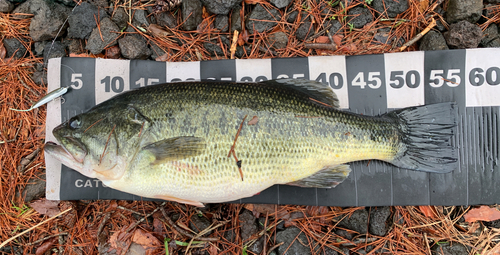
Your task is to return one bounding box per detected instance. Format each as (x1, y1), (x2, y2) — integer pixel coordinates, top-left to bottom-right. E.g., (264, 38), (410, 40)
(385, 102), (458, 173)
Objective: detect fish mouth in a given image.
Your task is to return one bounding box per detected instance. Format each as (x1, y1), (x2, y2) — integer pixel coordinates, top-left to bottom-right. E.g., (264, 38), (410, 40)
(44, 137), (87, 167)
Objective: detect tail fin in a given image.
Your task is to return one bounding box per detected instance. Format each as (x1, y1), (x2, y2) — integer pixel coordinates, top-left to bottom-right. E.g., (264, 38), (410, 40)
(385, 102), (458, 173)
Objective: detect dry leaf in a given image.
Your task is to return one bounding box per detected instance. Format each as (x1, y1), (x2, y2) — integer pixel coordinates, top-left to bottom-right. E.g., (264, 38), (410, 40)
(315, 36), (330, 44)
(419, 0), (429, 12)
(332, 35), (343, 46)
(248, 116), (259, 125)
(69, 53), (93, 58)
(30, 199), (60, 217)
(148, 24), (171, 37)
(35, 238), (57, 255)
(132, 229), (161, 255)
(244, 204), (276, 218)
(0, 41), (6, 60)
(109, 225), (133, 254)
(208, 244), (218, 255)
(306, 206), (329, 224)
(464, 206), (500, 222)
(419, 205), (438, 219)
(238, 29), (249, 46)
(156, 52), (169, 62)
(105, 45), (121, 59)
(153, 217), (163, 234)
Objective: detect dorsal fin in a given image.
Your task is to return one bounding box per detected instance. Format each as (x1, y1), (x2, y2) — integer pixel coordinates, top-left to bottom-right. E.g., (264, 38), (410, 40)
(262, 78), (339, 108)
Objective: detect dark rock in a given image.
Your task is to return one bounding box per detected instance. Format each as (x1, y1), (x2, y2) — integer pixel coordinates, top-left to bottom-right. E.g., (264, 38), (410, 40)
(484, 219), (500, 228)
(419, 30), (449, 51)
(246, 4), (281, 34)
(286, 10), (298, 23)
(16, 173), (46, 203)
(335, 229), (353, 240)
(182, 0), (202, 31)
(0, 0), (14, 13)
(276, 219), (285, 231)
(157, 11), (178, 28)
(276, 227), (311, 255)
(239, 210), (263, 254)
(189, 214), (212, 236)
(34, 62), (44, 72)
(337, 209), (368, 234)
(224, 229), (236, 242)
(67, 39), (84, 54)
(431, 242), (469, 255)
(444, 20), (482, 49)
(133, 9), (150, 27)
(485, 0), (500, 3)
(347, 6), (373, 29)
(271, 0), (293, 9)
(3, 38), (28, 58)
(67, 2), (108, 39)
(31, 71), (46, 85)
(322, 246), (339, 255)
(200, 0), (239, 15)
(374, 28), (391, 44)
(88, 0), (108, 9)
(34, 41), (47, 56)
(55, 0), (75, 7)
(369, 207), (391, 236)
(86, 17), (120, 54)
(484, 4), (498, 19)
(29, 0), (72, 42)
(230, 6), (242, 32)
(43, 41), (66, 63)
(12, 1), (31, 19)
(239, 210), (258, 241)
(269, 31), (288, 49)
(111, 7), (128, 29)
(373, 0), (409, 18)
(118, 35), (151, 59)
(0, 246), (22, 255)
(204, 40), (225, 57)
(446, 0), (482, 24)
(341, 247), (351, 255)
(295, 21), (313, 41)
(481, 24), (500, 48)
(215, 15), (229, 32)
(150, 42), (167, 60)
(328, 19), (342, 35)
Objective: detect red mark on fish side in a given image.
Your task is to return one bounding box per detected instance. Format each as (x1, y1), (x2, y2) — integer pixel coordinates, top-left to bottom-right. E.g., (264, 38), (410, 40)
(84, 118), (104, 133)
(99, 124), (116, 165)
(309, 97), (334, 108)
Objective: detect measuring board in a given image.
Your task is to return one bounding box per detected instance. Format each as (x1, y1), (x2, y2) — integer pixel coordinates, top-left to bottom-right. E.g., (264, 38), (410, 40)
(45, 48), (500, 206)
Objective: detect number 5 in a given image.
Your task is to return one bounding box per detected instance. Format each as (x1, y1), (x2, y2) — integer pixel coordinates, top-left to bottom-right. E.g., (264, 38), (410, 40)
(71, 73), (83, 89)
(367, 72), (381, 89)
(429, 70), (444, 88)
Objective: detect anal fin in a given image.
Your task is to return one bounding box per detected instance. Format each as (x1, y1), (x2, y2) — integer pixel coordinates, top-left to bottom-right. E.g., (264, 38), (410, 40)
(154, 194), (205, 207)
(287, 164), (351, 188)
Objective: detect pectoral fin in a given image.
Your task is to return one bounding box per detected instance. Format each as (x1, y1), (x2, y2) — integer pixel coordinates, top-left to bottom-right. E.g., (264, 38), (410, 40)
(154, 194), (205, 207)
(142, 136), (206, 165)
(287, 164), (351, 188)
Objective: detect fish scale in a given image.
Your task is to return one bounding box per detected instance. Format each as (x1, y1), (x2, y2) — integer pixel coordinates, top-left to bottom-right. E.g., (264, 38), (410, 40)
(45, 79), (457, 206)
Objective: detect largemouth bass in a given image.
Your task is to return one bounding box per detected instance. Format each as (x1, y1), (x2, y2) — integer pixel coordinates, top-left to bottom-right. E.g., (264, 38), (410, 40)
(44, 79), (457, 206)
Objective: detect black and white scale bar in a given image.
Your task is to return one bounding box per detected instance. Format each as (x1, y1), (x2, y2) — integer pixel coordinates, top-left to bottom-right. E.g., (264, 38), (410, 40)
(45, 48), (500, 206)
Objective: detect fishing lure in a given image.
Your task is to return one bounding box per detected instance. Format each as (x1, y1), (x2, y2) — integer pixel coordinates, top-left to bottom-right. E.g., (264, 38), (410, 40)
(10, 86), (69, 112)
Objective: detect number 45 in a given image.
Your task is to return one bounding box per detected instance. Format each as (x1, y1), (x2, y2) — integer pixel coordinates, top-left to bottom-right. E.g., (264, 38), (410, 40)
(351, 72), (382, 89)
(429, 69), (461, 88)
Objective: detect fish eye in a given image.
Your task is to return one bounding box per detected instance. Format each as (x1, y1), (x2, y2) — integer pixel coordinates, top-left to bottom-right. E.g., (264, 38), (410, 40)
(69, 116), (82, 130)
